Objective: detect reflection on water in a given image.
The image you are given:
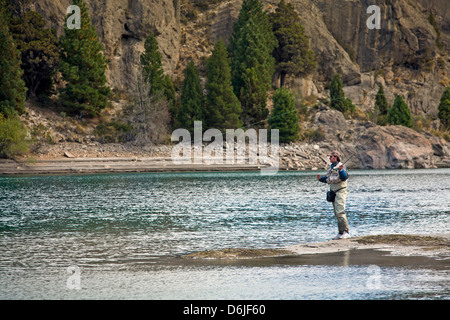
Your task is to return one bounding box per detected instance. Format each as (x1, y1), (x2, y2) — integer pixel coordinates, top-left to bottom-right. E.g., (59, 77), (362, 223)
(0, 169), (449, 299)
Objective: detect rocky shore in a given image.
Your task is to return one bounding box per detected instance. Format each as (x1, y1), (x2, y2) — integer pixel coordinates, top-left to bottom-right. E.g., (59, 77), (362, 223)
(2, 121), (450, 175)
(4, 104), (448, 175)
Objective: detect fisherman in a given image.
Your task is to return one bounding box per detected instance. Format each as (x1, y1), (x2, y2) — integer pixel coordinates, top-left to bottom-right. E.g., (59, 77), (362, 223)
(317, 150), (350, 240)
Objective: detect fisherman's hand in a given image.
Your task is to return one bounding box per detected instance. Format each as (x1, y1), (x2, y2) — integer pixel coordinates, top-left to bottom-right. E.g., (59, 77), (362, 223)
(338, 165), (344, 171)
(317, 174), (321, 180)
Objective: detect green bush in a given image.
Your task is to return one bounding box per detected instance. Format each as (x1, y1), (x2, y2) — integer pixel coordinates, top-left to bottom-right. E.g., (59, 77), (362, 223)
(386, 95), (413, 128)
(268, 88), (299, 143)
(330, 73), (355, 114)
(0, 114), (30, 159)
(438, 87), (450, 129)
(94, 120), (132, 143)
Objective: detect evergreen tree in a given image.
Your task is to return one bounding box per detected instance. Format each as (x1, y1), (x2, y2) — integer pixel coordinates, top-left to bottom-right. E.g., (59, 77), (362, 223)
(387, 95), (413, 128)
(330, 73), (354, 113)
(268, 87), (299, 143)
(59, 0), (110, 117)
(374, 84), (389, 125)
(177, 61), (204, 132)
(437, 87), (450, 129)
(140, 33), (176, 123)
(205, 39), (242, 131)
(0, 6), (26, 117)
(270, 0), (316, 88)
(140, 34), (165, 95)
(228, 0), (277, 127)
(9, 10), (59, 99)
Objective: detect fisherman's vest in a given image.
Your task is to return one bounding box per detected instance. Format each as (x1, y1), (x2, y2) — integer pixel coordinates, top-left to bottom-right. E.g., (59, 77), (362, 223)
(326, 162), (348, 191)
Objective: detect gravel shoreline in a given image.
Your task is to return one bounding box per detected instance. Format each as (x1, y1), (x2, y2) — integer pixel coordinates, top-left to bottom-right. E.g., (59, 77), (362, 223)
(2, 141), (332, 175)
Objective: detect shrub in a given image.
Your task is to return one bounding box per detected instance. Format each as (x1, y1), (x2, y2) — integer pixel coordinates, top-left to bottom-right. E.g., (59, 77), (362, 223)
(386, 95), (413, 128)
(0, 114), (30, 159)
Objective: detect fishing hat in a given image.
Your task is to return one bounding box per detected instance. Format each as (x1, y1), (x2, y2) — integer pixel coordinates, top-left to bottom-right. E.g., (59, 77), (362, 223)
(329, 150), (340, 157)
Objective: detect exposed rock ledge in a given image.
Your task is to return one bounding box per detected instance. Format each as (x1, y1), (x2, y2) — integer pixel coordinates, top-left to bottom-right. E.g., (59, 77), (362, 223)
(182, 234), (450, 261)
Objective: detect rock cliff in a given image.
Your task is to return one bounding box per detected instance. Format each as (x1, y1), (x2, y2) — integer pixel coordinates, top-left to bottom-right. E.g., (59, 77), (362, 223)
(27, 1), (449, 111)
(30, 0), (180, 91)
(18, 0), (450, 169)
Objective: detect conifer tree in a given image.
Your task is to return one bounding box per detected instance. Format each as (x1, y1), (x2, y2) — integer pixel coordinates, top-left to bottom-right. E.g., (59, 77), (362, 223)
(228, 0), (277, 127)
(330, 73), (354, 113)
(374, 84), (389, 125)
(140, 34), (165, 95)
(387, 95), (413, 128)
(59, 0), (110, 117)
(9, 10), (59, 99)
(437, 87), (450, 129)
(140, 33), (176, 123)
(177, 61), (204, 133)
(268, 87), (299, 143)
(205, 39), (242, 131)
(270, 0), (316, 88)
(0, 6), (26, 117)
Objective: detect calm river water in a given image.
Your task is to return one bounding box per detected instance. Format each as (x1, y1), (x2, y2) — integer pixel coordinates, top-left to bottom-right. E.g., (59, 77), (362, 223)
(0, 169), (449, 299)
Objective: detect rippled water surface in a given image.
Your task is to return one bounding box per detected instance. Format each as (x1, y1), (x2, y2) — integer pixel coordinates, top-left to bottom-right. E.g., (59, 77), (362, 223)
(0, 169), (449, 299)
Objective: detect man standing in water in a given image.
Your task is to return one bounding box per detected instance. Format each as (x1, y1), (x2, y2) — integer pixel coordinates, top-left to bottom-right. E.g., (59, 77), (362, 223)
(317, 150), (350, 240)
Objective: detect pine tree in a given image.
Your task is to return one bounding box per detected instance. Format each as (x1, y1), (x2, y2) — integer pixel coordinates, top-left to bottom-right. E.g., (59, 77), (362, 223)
(330, 73), (354, 113)
(0, 6), (27, 117)
(374, 84), (389, 125)
(437, 87), (450, 129)
(205, 39), (242, 131)
(140, 33), (176, 123)
(140, 34), (165, 95)
(387, 95), (413, 128)
(270, 0), (316, 88)
(228, 0), (277, 127)
(177, 61), (204, 133)
(9, 10), (59, 99)
(59, 0), (110, 117)
(268, 87), (299, 143)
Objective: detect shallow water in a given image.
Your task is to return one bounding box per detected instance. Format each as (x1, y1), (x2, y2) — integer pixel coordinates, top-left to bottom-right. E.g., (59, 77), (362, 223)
(0, 169), (449, 299)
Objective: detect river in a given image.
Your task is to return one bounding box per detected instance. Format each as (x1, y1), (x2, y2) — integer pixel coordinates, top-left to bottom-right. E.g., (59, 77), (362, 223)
(0, 169), (449, 299)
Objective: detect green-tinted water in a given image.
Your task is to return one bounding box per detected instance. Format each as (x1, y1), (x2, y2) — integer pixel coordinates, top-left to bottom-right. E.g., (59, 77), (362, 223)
(1, 169), (449, 299)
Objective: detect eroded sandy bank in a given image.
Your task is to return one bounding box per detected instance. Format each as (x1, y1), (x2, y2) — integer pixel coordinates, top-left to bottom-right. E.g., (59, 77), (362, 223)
(182, 234), (450, 265)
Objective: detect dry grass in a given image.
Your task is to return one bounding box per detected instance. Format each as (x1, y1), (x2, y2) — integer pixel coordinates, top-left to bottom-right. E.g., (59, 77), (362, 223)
(355, 234), (449, 247)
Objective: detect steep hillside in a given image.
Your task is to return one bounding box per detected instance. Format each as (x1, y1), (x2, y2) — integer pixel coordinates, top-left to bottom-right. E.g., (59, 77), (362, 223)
(27, 0), (449, 114)
(10, 0), (450, 169)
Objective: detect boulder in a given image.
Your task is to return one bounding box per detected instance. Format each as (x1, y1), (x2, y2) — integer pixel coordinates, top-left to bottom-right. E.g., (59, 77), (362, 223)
(356, 126), (434, 169)
(313, 107), (349, 138)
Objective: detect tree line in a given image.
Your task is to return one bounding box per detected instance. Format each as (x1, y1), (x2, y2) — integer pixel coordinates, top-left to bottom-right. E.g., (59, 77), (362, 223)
(1, 0), (449, 158)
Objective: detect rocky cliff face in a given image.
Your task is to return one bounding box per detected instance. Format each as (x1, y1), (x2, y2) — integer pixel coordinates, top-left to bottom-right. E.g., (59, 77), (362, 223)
(211, 0), (449, 116)
(21, 0), (450, 168)
(29, 0), (449, 115)
(31, 0), (180, 91)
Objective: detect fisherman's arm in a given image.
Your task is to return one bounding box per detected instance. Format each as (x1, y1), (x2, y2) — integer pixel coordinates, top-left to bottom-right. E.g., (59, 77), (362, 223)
(317, 174), (328, 183)
(338, 166), (348, 181)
